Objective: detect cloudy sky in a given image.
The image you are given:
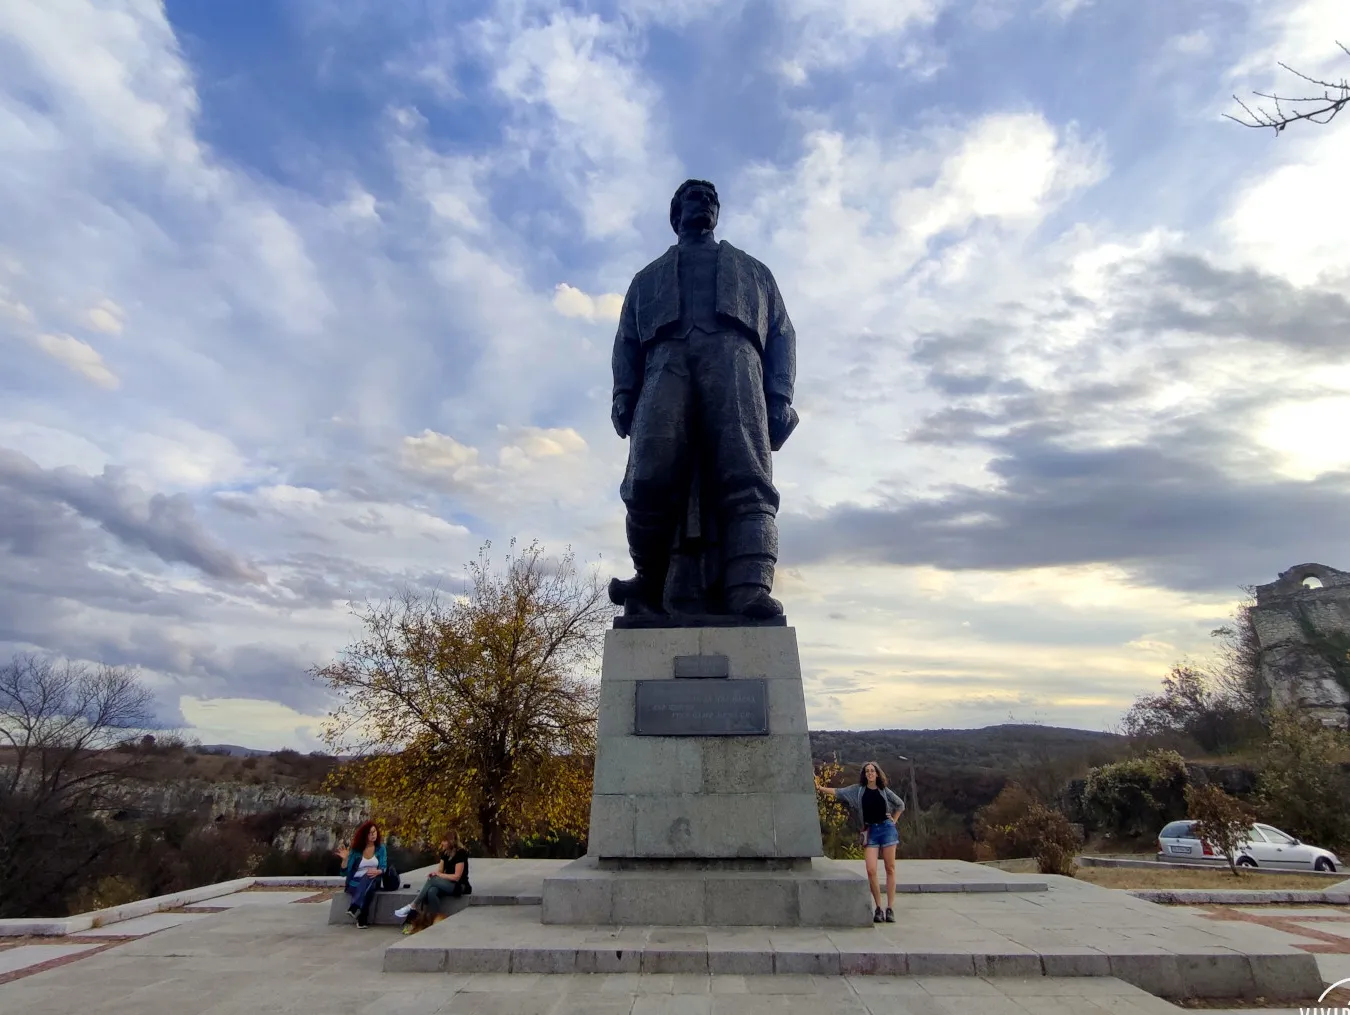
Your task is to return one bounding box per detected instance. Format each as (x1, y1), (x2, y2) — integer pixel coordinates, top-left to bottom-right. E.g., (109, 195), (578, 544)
(2, 0), (1348, 750)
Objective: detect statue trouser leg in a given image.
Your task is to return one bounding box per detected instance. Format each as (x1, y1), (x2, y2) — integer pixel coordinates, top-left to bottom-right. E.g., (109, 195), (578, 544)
(619, 341), (691, 613)
(687, 331), (783, 618)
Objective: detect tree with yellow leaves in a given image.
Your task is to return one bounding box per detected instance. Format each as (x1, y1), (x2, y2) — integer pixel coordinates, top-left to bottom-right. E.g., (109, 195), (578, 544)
(314, 541), (610, 856)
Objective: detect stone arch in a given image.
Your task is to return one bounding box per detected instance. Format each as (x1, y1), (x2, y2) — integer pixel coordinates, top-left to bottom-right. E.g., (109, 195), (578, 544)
(1254, 562), (1350, 604)
(1279, 563), (1348, 589)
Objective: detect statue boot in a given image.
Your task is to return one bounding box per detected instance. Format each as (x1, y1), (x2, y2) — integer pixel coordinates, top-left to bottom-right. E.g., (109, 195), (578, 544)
(616, 516), (672, 616)
(724, 512), (783, 619)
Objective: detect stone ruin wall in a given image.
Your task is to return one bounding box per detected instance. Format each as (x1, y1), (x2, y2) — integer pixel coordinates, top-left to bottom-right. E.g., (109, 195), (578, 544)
(1251, 563), (1350, 728)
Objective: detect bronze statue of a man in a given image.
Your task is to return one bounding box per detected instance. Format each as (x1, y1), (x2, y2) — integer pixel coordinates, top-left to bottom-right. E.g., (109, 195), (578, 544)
(610, 180), (798, 621)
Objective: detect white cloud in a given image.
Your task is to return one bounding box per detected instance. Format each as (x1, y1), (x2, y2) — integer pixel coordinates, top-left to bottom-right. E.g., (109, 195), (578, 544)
(777, 0), (947, 77)
(552, 282), (623, 322)
(34, 332), (119, 388)
(499, 425), (588, 464)
(402, 426), (592, 488)
(119, 422), (255, 491)
(1040, 0), (1092, 18)
(1221, 125), (1350, 285)
(1231, 0), (1350, 82)
(84, 298), (124, 334)
(478, 5), (676, 238)
(336, 186), (380, 225)
(1257, 395), (1350, 480)
(401, 429), (483, 485)
(179, 696), (328, 752)
(0, 0), (206, 174)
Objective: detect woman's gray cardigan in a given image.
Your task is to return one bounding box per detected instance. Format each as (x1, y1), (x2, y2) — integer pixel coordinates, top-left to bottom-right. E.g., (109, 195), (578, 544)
(832, 784), (905, 826)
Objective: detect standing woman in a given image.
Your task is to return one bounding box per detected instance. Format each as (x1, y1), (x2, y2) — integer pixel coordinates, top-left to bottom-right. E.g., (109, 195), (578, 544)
(335, 820), (387, 929)
(815, 762), (905, 923)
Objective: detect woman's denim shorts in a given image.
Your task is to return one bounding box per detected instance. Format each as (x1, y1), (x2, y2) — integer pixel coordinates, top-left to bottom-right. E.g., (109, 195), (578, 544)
(864, 819), (899, 849)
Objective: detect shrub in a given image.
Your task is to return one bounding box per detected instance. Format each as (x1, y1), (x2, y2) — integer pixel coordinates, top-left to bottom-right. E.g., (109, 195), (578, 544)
(973, 783), (1039, 859)
(1010, 804), (1083, 877)
(1082, 749), (1188, 839)
(70, 875), (143, 914)
(897, 804), (977, 861)
(1255, 710), (1350, 854)
(1185, 784), (1254, 876)
(816, 758), (864, 860)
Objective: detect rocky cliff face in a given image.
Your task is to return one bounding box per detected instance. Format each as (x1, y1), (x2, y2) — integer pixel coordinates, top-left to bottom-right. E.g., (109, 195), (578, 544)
(99, 779), (372, 853)
(1251, 563), (1350, 728)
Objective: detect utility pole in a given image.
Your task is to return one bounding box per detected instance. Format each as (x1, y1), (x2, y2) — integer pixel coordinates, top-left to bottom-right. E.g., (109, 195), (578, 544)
(897, 754), (921, 844)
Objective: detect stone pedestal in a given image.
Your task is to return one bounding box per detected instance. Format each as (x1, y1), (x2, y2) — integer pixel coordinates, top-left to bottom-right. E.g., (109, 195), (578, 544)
(542, 625), (870, 926)
(587, 625), (822, 859)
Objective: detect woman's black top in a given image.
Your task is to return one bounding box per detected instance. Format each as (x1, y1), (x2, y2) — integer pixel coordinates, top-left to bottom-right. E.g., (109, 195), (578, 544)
(442, 848), (470, 888)
(861, 787), (887, 826)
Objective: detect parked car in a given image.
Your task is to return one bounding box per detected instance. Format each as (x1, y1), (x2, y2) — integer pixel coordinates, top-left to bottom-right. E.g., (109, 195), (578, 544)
(1157, 820), (1340, 872)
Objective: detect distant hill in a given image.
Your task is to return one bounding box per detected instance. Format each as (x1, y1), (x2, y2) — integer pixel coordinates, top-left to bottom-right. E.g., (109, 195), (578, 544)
(198, 744), (272, 757)
(810, 724), (1126, 772)
(810, 725), (1132, 823)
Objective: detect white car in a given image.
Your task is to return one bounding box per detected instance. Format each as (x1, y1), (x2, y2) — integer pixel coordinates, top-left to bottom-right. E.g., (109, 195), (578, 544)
(1157, 819), (1340, 872)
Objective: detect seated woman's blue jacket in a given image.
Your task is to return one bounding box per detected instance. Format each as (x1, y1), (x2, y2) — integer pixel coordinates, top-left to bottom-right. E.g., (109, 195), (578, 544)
(344, 844), (387, 881)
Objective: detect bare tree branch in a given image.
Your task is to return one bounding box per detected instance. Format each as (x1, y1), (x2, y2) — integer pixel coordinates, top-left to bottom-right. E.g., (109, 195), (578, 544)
(1227, 42), (1350, 134)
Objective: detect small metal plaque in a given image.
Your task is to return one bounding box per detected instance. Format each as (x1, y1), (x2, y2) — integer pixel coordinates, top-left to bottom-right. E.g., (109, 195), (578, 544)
(672, 654), (729, 679)
(634, 678), (768, 736)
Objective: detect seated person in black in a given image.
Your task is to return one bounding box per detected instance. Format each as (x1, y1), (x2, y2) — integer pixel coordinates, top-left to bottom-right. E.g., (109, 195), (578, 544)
(394, 830), (470, 932)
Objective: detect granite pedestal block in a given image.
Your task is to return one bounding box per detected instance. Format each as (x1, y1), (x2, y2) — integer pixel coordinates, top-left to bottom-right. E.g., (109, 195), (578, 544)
(586, 625), (823, 860)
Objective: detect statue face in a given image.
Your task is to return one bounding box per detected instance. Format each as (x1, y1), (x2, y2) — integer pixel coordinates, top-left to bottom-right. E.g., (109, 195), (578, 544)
(677, 184), (719, 233)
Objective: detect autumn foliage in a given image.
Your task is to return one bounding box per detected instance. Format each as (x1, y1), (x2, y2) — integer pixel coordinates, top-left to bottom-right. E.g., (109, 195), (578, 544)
(315, 541), (610, 856)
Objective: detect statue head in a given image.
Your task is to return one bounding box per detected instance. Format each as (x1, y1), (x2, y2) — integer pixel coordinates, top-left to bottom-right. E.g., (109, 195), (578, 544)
(670, 179), (719, 236)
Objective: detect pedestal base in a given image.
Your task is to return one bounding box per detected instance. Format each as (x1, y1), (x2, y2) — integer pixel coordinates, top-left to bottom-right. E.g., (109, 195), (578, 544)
(540, 855), (872, 926)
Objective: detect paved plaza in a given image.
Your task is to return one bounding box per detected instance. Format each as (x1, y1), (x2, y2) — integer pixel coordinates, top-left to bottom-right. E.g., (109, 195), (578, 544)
(1, 861), (1348, 1014)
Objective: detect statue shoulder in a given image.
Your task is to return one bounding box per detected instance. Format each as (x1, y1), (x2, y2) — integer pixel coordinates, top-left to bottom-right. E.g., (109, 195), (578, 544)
(719, 241), (778, 287)
(632, 245), (678, 285)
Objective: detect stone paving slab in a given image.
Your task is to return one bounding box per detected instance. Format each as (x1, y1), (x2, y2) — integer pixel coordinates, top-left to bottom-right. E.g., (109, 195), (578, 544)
(79, 912), (214, 937)
(199, 890), (318, 908)
(1294, 920), (1350, 940)
(1231, 905), (1349, 917)
(0, 943), (101, 975)
(1318, 953), (1350, 981)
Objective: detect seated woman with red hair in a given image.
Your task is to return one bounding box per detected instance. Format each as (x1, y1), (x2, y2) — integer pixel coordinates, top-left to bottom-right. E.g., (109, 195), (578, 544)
(335, 820), (389, 928)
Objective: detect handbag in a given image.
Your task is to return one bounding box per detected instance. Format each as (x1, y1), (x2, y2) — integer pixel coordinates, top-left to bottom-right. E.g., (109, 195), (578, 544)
(380, 862), (400, 891)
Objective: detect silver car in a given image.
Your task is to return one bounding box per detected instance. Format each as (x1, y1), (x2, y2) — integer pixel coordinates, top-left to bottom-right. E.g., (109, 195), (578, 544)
(1157, 819), (1341, 872)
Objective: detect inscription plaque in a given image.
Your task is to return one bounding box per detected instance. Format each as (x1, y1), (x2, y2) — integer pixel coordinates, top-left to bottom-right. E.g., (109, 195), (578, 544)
(634, 678), (768, 736)
(672, 654), (729, 679)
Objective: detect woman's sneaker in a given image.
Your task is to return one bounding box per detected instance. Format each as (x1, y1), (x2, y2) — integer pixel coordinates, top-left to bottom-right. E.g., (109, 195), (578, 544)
(873, 906), (884, 923)
(884, 908), (895, 923)
(393, 904), (413, 920)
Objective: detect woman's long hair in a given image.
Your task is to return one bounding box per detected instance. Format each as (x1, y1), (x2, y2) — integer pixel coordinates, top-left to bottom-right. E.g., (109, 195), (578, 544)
(350, 820), (381, 853)
(858, 761), (888, 790)
(442, 828), (461, 852)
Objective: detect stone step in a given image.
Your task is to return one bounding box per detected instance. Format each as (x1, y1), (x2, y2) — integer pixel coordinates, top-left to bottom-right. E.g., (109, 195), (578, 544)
(540, 855), (1047, 927)
(381, 905), (1323, 1001)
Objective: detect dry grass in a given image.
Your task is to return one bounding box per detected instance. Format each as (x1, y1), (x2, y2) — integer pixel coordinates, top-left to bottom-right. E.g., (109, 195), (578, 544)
(988, 856), (1341, 889)
(1074, 866), (1339, 891)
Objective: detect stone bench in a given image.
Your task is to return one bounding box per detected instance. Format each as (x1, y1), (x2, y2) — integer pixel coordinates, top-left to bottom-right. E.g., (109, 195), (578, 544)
(327, 869), (475, 927)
